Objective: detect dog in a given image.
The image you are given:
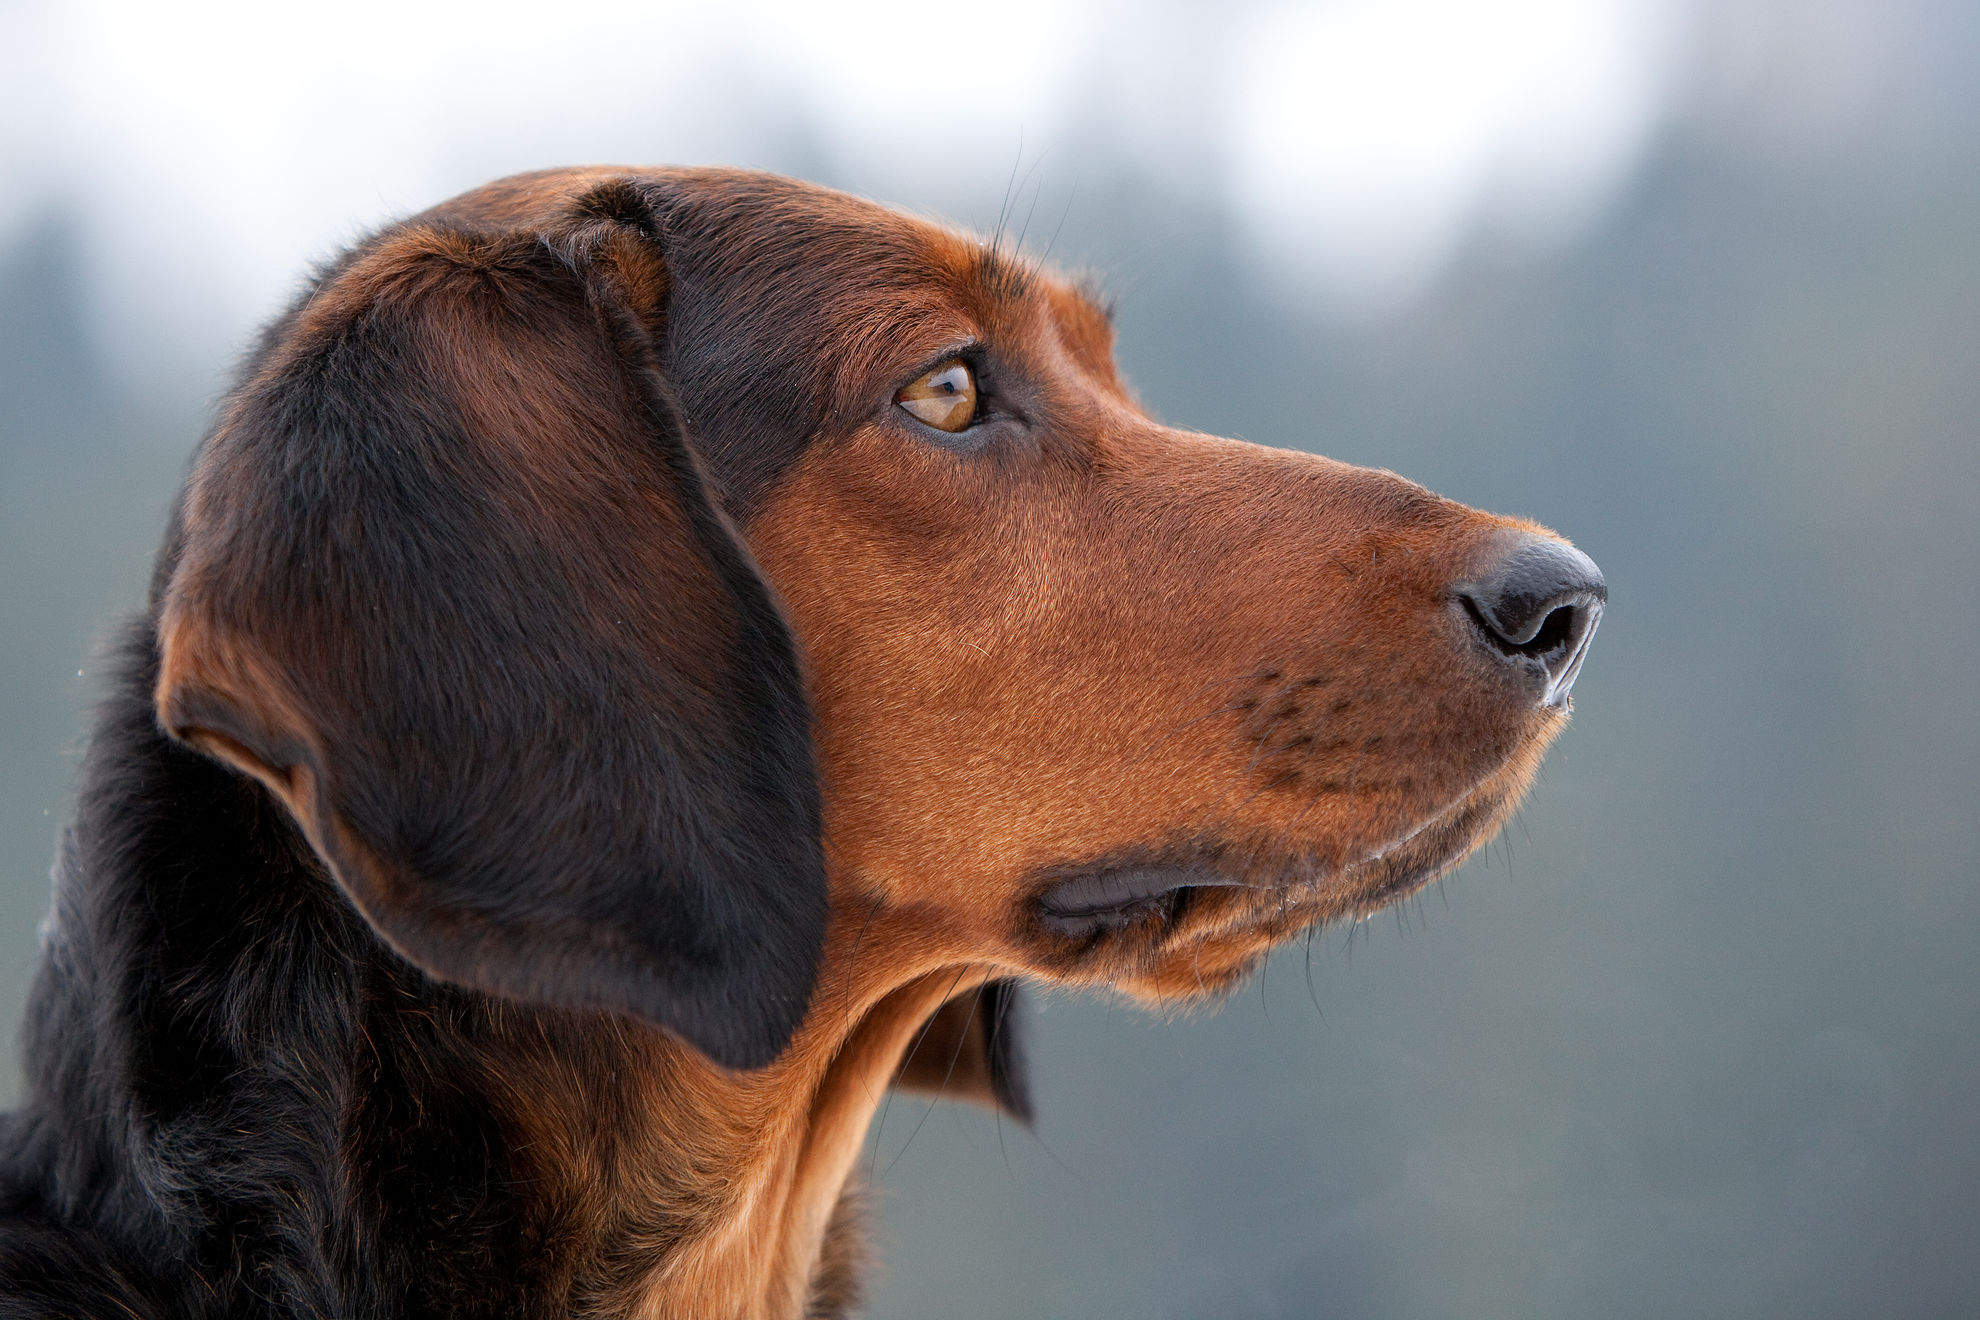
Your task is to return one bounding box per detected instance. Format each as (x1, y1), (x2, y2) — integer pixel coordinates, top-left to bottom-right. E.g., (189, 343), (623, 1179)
(0, 167), (1604, 1318)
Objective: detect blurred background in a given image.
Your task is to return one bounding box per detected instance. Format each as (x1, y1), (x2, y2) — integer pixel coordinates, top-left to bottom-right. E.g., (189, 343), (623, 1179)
(3, 0), (1976, 1314)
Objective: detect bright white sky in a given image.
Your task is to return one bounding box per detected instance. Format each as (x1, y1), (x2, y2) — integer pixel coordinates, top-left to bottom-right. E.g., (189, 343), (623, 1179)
(2, 0), (1695, 384)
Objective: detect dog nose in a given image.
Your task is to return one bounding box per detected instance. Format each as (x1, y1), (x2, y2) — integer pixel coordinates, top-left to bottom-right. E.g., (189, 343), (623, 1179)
(1458, 534), (1606, 707)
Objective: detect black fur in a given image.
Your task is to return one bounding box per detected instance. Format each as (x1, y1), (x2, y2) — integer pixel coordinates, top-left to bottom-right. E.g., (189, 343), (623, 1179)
(979, 980), (1031, 1124)
(155, 219), (825, 1071)
(2, 627), (540, 1316)
(0, 179), (851, 1316)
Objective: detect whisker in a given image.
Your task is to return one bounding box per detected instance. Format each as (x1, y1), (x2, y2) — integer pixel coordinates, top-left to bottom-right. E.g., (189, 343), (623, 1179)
(1039, 173), (1080, 267)
(1302, 925), (1324, 1017)
(1203, 679), (1301, 821)
(870, 963), (971, 1181)
(1222, 767), (1302, 825)
(1257, 948), (1271, 1024)
(880, 981), (984, 1180)
(991, 135), (1025, 256)
(1011, 148), (1056, 257)
(1133, 698), (1259, 762)
(1126, 668), (1283, 764)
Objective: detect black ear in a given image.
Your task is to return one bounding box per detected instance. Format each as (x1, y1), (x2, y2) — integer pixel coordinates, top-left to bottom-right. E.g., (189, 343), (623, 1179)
(154, 200), (824, 1070)
(894, 979), (1033, 1123)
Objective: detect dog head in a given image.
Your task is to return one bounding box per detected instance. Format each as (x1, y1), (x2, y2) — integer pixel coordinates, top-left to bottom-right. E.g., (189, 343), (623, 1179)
(152, 169), (1603, 1093)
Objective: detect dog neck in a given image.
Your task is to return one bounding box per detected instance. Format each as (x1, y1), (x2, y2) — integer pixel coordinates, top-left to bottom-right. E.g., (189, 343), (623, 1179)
(476, 918), (990, 1320)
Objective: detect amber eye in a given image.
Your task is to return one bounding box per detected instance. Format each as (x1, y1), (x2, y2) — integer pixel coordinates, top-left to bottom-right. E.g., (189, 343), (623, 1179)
(895, 359), (978, 433)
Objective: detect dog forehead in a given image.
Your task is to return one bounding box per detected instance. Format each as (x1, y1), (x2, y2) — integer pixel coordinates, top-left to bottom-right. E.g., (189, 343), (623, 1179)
(639, 169), (1076, 506)
(422, 166), (1091, 504)
(651, 168), (1040, 344)
(433, 165), (1020, 310)
(659, 168), (962, 259)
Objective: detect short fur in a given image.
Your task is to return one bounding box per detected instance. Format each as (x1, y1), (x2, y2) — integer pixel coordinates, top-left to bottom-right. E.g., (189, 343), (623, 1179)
(1, 168), (1593, 1318)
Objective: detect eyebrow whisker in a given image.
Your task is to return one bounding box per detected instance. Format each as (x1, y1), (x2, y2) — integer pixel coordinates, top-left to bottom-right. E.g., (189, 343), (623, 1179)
(1040, 173), (1079, 268)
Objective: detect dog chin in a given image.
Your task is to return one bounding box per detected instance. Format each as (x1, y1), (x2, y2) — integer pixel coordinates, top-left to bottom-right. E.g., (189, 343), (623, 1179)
(1027, 778), (1529, 1000)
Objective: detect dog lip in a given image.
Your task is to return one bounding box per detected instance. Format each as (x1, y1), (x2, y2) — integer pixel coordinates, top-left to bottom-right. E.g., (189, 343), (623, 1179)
(1036, 865), (1245, 937)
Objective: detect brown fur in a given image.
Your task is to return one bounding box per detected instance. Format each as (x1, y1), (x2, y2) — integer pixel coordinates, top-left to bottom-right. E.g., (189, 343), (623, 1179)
(402, 169), (1564, 1315)
(5, 167), (1592, 1319)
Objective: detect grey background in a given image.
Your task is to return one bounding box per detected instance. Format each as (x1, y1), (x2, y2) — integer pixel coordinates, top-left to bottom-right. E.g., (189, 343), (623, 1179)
(4, 9), (1978, 1318)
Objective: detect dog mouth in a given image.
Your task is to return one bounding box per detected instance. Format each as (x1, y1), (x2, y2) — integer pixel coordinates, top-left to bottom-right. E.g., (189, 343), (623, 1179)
(1031, 781), (1519, 952)
(1035, 866), (1251, 939)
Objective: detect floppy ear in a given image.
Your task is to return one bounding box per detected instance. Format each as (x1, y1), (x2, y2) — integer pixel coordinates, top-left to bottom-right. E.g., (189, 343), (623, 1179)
(154, 197), (824, 1070)
(894, 979), (1032, 1123)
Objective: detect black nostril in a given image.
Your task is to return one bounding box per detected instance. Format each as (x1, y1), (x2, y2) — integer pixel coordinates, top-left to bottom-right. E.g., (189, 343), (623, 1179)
(1458, 535), (1607, 706)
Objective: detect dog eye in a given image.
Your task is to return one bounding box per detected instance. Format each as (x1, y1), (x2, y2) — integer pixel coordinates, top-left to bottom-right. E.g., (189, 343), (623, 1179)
(895, 360), (978, 433)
